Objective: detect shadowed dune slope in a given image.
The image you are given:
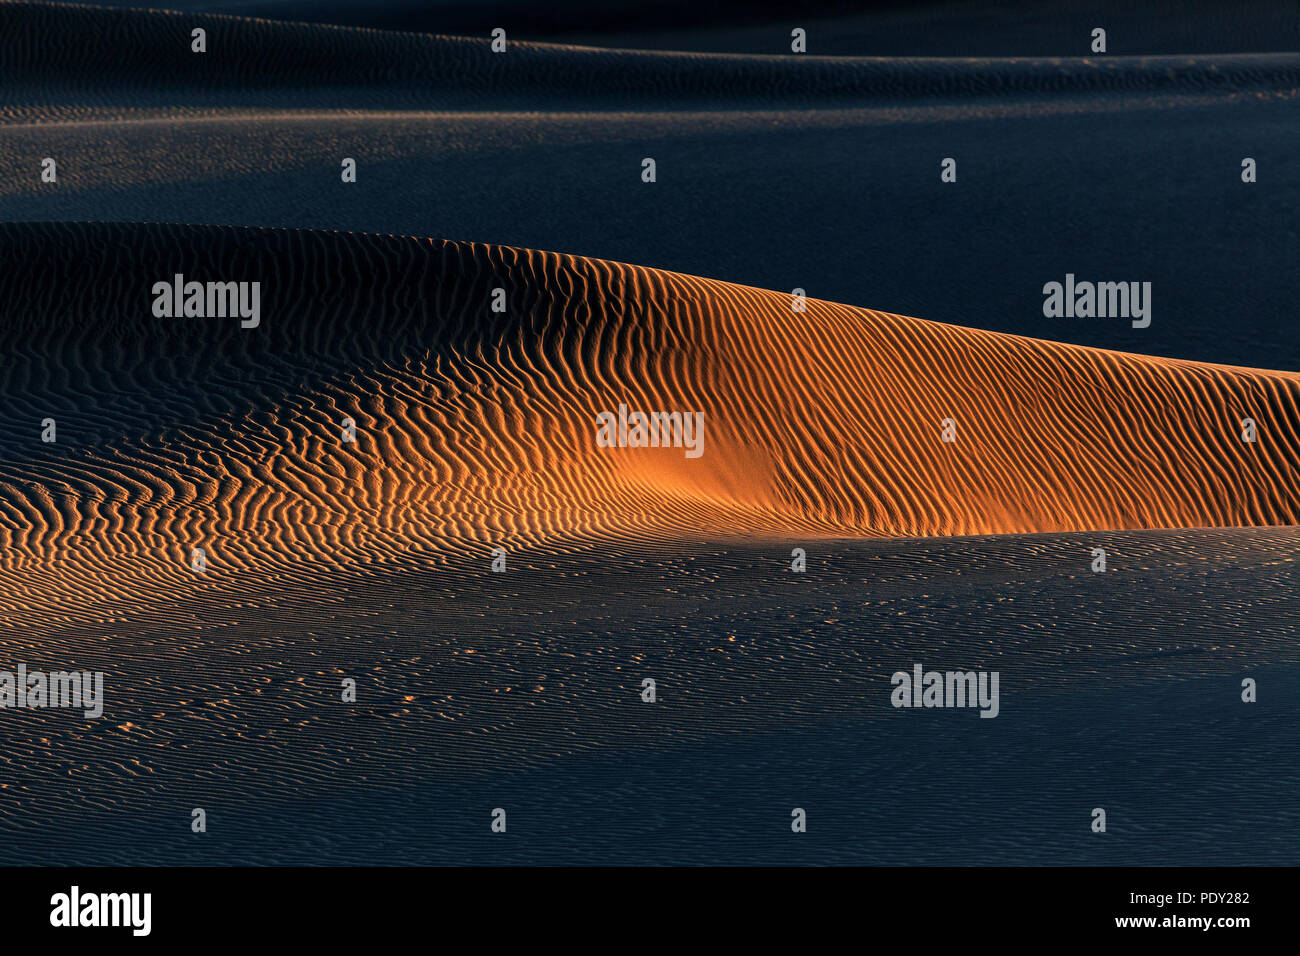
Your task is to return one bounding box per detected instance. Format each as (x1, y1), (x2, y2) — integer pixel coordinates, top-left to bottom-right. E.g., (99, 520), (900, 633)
(50, 0), (1300, 56)
(0, 221), (1296, 628)
(2, 1), (1297, 117)
(4, 5), (1294, 373)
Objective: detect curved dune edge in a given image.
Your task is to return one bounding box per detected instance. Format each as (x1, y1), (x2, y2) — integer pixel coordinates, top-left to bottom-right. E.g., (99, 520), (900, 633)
(0, 220), (1296, 629)
(2, 1), (1297, 115)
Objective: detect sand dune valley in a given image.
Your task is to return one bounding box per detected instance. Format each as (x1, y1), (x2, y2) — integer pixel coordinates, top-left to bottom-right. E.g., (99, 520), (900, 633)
(0, 0), (1296, 864)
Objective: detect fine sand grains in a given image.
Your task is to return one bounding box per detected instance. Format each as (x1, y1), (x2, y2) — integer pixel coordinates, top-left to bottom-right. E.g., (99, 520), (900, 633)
(0, 221), (1296, 629)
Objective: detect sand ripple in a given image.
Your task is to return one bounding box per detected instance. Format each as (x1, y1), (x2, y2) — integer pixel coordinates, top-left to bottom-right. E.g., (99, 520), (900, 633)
(0, 221), (1295, 630)
(2, 1), (1297, 118)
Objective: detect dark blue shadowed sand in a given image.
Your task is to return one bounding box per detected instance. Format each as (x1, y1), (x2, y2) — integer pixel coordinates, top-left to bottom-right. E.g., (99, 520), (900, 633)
(4, 533), (1296, 865)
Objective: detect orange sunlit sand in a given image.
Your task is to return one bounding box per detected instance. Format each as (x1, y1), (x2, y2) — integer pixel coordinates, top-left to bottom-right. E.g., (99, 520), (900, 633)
(0, 226), (1296, 631)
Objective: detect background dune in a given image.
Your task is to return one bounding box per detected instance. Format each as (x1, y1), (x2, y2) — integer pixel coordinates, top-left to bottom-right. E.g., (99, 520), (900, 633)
(3, 2), (1295, 369)
(5, 3), (1297, 109)
(36, 0), (1300, 55)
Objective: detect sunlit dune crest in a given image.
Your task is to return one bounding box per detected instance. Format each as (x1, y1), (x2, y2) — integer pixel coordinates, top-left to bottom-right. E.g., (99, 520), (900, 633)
(0, 221), (1296, 629)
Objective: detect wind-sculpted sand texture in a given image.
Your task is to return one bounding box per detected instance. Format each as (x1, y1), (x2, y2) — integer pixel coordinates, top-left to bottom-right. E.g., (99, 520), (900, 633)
(0, 221), (1296, 634)
(1, 528), (1297, 864)
(2, 2), (1298, 116)
(54, 0), (1300, 56)
(4, 4), (1296, 370)
(3, 5), (1296, 371)
(0, 0), (1296, 871)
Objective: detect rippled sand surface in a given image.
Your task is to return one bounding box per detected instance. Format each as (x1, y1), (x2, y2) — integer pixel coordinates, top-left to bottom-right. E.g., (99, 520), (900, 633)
(3, 3), (1297, 370)
(0, 1), (1296, 866)
(1, 528), (1296, 864)
(0, 222), (1296, 634)
(0, 222), (1294, 863)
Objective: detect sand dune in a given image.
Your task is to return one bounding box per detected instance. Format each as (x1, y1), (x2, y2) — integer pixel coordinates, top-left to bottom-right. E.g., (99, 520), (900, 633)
(4, 527), (1299, 865)
(0, 220), (1296, 631)
(3, 1), (1297, 118)
(4, 3), (1295, 371)
(45, 0), (1300, 56)
(1, 2), (1297, 870)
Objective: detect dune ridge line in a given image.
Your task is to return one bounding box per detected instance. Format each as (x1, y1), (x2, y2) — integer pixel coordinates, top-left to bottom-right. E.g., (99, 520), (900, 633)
(0, 220), (1296, 629)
